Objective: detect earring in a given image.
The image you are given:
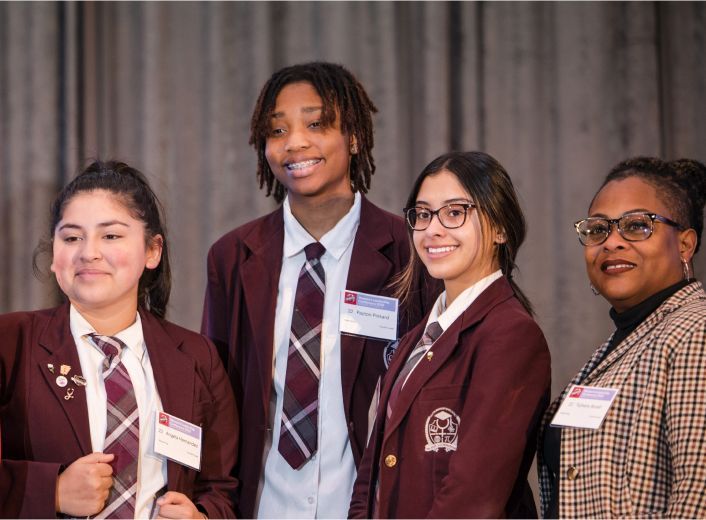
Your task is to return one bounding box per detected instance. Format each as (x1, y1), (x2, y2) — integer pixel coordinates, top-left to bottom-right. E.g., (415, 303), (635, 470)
(350, 143), (358, 154)
(590, 284), (600, 296)
(682, 258), (692, 280)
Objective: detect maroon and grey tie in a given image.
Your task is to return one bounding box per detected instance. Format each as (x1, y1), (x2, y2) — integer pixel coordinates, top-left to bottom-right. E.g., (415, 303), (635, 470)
(386, 321), (443, 419)
(89, 333), (139, 519)
(278, 242), (326, 469)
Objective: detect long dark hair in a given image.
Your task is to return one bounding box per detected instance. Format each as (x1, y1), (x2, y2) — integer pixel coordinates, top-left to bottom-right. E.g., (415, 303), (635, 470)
(34, 160), (171, 318)
(596, 156), (706, 254)
(394, 151), (534, 315)
(249, 61), (378, 203)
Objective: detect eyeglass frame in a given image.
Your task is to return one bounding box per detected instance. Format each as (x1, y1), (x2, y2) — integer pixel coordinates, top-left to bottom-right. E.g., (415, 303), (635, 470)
(574, 211), (684, 246)
(403, 202), (476, 231)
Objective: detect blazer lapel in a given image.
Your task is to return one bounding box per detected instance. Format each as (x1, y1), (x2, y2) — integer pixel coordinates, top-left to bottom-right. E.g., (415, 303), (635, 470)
(141, 310), (194, 489)
(383, 278), (512, 440)
(241, 210), (284, 408)
(36, 304), (92, 454)
(341, 197), (395, 412)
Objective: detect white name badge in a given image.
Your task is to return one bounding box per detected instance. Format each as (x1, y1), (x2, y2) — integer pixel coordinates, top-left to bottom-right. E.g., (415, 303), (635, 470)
(154, 411), (202, 470)
(550, 384), (619, 430)
(339, 290), (399, 341)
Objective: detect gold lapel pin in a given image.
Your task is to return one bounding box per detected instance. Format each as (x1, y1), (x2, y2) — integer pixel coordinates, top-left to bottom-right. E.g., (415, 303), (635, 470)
(71, 375), (87, 387)
(426, 351), (434, 361)
(64, 387), (75, 400)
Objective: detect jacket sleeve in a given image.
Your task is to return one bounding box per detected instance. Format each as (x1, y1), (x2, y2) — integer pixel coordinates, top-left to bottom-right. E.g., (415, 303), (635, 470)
(426, 317), (551, 518)
(192, 336), (240, 519)
(201, 244), (231, 367)
(665, 317), (706, 517)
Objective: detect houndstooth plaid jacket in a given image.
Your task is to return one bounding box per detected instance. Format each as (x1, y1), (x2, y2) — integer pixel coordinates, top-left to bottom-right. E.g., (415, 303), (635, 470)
(538, 281), (706, 518)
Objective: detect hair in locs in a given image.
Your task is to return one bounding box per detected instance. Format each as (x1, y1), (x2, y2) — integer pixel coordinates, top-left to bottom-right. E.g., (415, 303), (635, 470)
(594, 156), (706, 254)
(393, 151), (534, 315)
(249, 61), (378, 203)
(33, 160), (171, 318)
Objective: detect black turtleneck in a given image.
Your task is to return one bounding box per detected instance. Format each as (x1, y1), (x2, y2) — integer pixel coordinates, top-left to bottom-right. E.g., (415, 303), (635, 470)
(542, 279), (693, 518)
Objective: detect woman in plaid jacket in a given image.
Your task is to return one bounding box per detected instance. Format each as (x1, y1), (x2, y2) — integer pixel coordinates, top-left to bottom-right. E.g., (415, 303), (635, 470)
(538, 157), (706, 518)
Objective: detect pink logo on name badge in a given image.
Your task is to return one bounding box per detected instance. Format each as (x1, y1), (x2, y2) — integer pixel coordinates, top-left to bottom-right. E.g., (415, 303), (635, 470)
(569, 387), (583, 398)
(159, 412), (170, 426)
(344, 292), (358, 305)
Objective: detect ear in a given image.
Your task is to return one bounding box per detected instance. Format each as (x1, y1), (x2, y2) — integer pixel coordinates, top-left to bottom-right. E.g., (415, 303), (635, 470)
(678, 228), (697, 263)
(493, 229), (507, 245)
(145, 234), (163, 270)
(349, 134), (358, 155)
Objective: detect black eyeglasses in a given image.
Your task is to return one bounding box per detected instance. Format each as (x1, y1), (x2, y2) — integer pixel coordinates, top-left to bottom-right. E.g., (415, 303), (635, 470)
(404, 203), (476, 231)
(574, 212), (684, 246)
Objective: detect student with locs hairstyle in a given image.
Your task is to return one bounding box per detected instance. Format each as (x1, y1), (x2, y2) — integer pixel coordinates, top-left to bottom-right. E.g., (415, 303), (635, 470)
(0, 161), (238, 518)
(349, 151), (551, 518)
(538, 157), (706, 518)
(201, 62), (435, 518)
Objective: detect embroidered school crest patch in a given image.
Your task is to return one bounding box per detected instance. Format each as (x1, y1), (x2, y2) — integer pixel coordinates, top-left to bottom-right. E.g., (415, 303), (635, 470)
(383, 340), (399, 368)
(424, 407), (460, 452)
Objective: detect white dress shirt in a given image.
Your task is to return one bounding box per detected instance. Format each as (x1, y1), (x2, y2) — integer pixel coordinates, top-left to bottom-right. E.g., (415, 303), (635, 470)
(256, 193), (361, 519)
(402, 270), (504, 385)
(71, 305), (167, 519)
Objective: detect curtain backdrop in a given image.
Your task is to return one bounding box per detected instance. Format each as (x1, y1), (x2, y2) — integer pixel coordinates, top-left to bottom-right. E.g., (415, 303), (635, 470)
(2, 0), (705, 401)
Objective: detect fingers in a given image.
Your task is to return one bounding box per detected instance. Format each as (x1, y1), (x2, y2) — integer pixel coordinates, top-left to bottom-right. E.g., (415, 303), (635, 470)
(80, 452), (115, 464)
(157, 491), (189, 506)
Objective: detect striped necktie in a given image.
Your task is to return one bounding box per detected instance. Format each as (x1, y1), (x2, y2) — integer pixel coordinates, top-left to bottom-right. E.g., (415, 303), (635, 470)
(89, 334), (139, 519)
(278, 242), (326, 469)
(386, 321), (443, 419)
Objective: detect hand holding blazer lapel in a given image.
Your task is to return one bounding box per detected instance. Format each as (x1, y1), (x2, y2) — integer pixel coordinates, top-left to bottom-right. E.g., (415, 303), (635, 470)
(240, 210), (284, 408)
(36, 304), (92, 455)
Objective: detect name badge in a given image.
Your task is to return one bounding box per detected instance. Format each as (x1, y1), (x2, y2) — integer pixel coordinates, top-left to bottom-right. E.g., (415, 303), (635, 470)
(154, 411), (202, 470)
(339, 290), (398, 341)
(550, 384), (619, 430)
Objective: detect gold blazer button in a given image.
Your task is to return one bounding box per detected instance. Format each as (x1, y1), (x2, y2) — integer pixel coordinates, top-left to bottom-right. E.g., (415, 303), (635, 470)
(567, 466), (579, 480)
(384, 454), (397, 468)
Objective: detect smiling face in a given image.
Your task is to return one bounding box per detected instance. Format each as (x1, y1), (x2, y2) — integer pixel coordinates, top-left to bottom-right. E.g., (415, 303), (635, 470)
(585, 176), (692, 312)
(264, 81), (354, 203)
(412, 170), (500, 304)
(50, 189), (162, 318)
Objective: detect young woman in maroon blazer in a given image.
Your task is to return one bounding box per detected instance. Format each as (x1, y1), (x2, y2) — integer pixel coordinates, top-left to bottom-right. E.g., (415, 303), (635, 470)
(349, 151), (551, 518)
(0, 162), (238, 518)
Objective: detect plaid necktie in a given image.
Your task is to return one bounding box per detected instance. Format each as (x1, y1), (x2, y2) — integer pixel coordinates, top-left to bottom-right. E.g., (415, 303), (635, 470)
(386, 321), (443, 419)
(89, 334), (139, 519)
(278, 242), (326, 469)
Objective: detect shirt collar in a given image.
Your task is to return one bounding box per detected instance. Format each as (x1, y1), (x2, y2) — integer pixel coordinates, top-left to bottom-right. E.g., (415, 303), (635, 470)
(428, 270), (504, 331)
(70, 304), (146, 361)
(282, 192), (362, 261)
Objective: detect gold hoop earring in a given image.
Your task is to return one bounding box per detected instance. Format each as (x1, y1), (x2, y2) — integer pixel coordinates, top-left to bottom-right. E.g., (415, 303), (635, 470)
(590, 284), (600, 296)
(682, 258), (692, 280)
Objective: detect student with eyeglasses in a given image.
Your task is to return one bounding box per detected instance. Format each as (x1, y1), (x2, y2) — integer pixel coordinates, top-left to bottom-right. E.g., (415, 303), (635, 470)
(349, 151), (551, 518)
(538, 157), (706, 518)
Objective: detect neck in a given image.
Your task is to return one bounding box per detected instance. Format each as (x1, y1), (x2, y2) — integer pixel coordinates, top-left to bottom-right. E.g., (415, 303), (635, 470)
(73, 301), (138, 336)
(289, 191), (356, 240)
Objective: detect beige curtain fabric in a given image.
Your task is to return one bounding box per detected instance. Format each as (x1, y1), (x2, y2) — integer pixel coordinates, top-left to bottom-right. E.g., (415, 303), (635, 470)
(2, 1), (705, 399)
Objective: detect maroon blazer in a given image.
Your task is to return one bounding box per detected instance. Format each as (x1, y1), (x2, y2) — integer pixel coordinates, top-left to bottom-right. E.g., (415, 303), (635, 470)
(349, 277), (551, 519)
(201, 195), (437, 518)
(0, 304), (238, 519)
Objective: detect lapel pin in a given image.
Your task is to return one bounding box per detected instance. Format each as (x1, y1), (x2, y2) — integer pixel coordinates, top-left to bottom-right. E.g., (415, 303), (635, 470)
(56, 364), (71, 387)
(60, 364), (71, 376)
(71, 375), (87, 387)
(47, 363), (55, 373)
(64, 387), (75, 400)
(426, 351), (434, 361)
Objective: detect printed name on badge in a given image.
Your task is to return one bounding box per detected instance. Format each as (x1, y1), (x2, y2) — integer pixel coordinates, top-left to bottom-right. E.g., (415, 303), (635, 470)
(550, 384), (619, 430)
(154, 411), (202, 470)
(339, 290), (399, 341)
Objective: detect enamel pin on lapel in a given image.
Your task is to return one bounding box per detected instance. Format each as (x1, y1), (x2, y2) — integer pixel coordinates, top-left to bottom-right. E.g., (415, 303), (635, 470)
(426, 351), (434, 361)
(64, 387), (75, 400)
(71, 374), (87, 387)
(56, 364), (71, 387)
(47, 363), (55, 373)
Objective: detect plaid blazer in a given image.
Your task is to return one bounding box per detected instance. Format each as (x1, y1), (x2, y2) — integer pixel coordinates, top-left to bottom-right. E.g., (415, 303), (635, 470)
(538, 281), (706, 518)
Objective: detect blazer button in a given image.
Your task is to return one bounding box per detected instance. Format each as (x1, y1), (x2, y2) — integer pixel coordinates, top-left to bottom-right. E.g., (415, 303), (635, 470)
(567, 466), (579, 480)
(384, 454), (397, 468)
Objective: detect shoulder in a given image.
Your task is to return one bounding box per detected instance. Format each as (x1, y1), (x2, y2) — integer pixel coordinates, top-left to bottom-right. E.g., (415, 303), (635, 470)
(149, 315), (213, 349)
(207, 207), (283, 258)
(360, 196), (407, 237)
(0, 307), (57, 335)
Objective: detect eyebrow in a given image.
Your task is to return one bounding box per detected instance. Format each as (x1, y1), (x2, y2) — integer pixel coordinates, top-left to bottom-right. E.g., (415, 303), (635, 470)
(415, 197), (473, 206)
(271, 106), (323, 119)
(57, 220), (130, 232)
(589, 208), (652, 218)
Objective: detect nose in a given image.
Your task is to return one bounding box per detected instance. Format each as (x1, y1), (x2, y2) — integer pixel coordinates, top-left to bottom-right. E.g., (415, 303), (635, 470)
(284, 125), (310, 152)
(423, 213), (446, 237)
(80, 237), (102, 261)
(601, 222), (627, 251)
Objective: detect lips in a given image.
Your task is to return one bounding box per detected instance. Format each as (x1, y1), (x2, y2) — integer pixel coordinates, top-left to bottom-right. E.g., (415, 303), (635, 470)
(285, 158), (321, 171)
(600, 259), (636, 274)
